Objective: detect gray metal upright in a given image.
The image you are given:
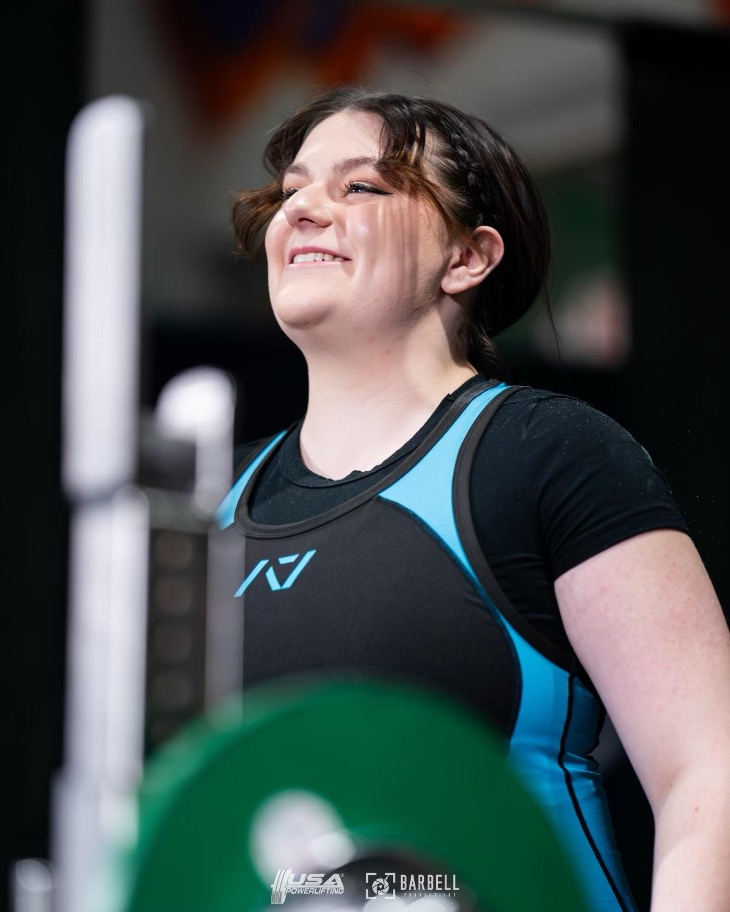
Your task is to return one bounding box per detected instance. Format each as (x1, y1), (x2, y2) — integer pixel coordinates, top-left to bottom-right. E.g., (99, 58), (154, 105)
(51, 94), (149, 912)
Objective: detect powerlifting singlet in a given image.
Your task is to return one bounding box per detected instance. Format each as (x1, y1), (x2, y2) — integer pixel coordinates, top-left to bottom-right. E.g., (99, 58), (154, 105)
(217, 379), (639, 912)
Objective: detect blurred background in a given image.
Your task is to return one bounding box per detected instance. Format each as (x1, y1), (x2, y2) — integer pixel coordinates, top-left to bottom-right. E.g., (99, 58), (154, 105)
(4, 1), (729, 910)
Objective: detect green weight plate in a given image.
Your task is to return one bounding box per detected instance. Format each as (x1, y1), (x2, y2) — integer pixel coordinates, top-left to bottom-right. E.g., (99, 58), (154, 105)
(93, 674), (589, 912)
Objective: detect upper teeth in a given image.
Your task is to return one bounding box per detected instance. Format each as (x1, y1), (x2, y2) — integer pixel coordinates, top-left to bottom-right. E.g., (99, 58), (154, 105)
(292, 252), (344, 263)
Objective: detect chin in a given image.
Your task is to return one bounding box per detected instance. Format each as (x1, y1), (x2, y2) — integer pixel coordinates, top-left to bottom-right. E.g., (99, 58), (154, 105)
(271, 296), (336, 333)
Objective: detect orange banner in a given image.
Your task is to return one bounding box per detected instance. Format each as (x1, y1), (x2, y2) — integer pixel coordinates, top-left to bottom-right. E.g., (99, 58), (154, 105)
(151, 0), (466, 129)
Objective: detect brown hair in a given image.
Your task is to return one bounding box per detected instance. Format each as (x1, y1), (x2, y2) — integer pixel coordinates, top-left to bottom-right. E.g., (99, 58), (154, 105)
(231, 85), (551, 373)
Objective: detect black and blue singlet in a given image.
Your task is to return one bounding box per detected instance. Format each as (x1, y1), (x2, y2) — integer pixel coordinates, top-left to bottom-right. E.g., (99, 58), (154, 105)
(217, 376), (688, 912)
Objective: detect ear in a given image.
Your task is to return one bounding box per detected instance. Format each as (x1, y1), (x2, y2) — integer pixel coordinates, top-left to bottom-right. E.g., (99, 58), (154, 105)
(441, 226), (504, 296)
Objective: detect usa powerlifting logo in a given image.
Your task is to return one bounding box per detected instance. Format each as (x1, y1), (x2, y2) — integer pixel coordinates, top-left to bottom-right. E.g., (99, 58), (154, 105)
(270, 869), (345, 904)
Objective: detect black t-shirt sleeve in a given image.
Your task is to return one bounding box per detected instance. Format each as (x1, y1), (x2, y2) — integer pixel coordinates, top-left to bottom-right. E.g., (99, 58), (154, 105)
(470, 388), (689, 650)
(528, 391), (687, 578)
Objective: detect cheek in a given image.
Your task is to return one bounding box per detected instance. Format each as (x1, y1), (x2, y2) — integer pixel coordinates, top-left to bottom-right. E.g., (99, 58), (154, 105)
(347, 213), (374, 253)
(265, 215), (288, 296)
(383, 204), (438, 258)
(353, 208), (412, 268)
(264, 211), (288, 261)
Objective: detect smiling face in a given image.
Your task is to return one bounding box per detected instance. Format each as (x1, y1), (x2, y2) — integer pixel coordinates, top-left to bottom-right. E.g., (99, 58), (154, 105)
(264, 110), (455, 349)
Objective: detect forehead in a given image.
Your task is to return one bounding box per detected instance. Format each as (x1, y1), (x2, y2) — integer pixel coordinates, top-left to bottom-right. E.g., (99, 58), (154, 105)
(294, 110), (385, 162)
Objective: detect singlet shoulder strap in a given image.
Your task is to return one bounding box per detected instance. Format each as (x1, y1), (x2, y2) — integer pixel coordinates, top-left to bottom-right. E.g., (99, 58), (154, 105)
(216, 431), (287, 529)
(453, 384), (594, 683)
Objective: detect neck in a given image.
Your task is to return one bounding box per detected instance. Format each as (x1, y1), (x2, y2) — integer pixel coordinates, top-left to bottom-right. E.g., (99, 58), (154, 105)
(297, 334), (477, 479)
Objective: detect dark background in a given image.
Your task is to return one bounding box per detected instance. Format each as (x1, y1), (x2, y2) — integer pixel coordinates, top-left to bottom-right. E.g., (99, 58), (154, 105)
(4, 4), (729, 911)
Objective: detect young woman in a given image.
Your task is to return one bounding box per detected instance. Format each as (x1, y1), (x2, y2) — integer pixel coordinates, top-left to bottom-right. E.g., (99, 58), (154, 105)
(218, 86), (730, 912)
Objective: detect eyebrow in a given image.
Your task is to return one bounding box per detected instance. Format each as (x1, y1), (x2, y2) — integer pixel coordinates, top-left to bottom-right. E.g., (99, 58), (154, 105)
(282, 156), (379, 181)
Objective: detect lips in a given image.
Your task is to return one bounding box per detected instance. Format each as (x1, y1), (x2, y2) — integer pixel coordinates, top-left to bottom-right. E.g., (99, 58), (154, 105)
(288, 246), (348, 265)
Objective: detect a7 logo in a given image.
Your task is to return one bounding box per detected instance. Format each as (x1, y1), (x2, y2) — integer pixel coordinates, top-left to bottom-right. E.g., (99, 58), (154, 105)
(234, 550), (317, 596)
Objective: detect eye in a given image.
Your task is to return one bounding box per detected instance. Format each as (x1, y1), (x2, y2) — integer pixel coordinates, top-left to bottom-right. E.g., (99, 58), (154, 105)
(345, 181), (392, 196)
(280, 186), (298, 201)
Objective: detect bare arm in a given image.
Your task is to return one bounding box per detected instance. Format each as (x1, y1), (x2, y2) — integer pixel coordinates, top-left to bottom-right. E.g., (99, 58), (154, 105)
(555, 528), (730, 912)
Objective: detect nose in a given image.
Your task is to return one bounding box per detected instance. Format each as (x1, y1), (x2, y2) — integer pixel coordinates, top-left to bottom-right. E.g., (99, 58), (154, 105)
(283, 184), (333, 228)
